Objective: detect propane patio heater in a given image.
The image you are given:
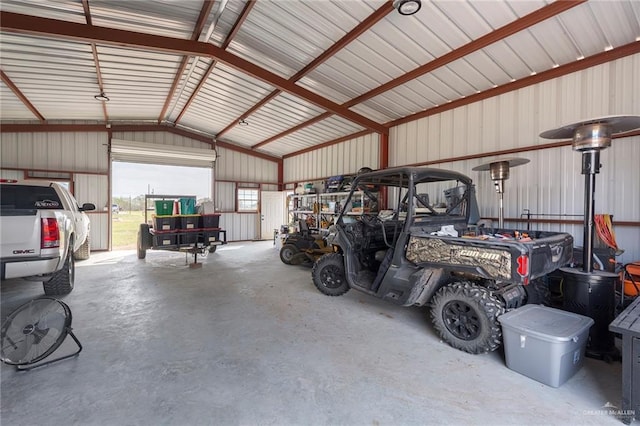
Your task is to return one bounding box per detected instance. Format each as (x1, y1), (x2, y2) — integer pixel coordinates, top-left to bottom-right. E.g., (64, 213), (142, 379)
(540, 115), (640, 360)
(473, 157), (529, 229)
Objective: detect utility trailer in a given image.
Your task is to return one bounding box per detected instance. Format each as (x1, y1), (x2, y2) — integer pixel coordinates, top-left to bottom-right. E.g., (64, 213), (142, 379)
(311, 167), (573, 354)
(136, 194), (227, 265)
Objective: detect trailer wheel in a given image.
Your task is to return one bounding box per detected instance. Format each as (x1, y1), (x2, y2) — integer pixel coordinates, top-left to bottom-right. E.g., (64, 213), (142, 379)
(279, 244), (299, 265)
(137, 224), (151, 260)
(430, 281), (504, 354)
(525, 278), (551, 306)
(312, 253), (349, 296)
(43, 243), (75, 296)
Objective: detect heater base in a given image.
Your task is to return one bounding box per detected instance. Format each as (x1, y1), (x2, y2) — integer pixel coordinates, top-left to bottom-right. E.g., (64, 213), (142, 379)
(560, 267), (620, 361)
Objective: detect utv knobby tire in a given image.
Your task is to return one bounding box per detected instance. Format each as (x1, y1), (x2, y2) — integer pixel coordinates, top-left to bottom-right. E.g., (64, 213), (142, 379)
(430, 281), (504, 354)
(279, 244), (299, 265)
(43, 245), (75, 296)
(312, 253), (349, 296)
(74, 236), (91, 260)
(525, 278), (551, 306)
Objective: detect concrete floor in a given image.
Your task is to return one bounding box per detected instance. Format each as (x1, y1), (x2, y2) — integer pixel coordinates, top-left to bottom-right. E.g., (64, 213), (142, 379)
(0, 241), (631, 425)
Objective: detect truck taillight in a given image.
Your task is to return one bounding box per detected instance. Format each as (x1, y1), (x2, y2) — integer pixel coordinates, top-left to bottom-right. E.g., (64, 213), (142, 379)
(41, 218), (60, 249)
(517, 254), (529, 285)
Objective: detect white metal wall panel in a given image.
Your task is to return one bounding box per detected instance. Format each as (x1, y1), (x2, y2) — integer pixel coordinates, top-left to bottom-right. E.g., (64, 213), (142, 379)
(214, 146), (278, 183)
(0, 131), (109, 172)
(219, 213), (259, 242)
(74, 173), (109, 250)
(215, 181), (236, 212)
(388, 55), (640, 263)
(0, 169), (22, 180)
(284, 133), (379, 183)
(110, 131), (213, 150)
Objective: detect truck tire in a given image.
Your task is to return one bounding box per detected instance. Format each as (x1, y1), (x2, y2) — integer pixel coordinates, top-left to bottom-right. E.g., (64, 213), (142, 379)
(280, 244), (299, 265)
(74, 236), (90, 260)
(43, 244), (75, 296)
(312, 253), (349, 296)
(525, 278), (551, 306)
(430, 281), (504, 354)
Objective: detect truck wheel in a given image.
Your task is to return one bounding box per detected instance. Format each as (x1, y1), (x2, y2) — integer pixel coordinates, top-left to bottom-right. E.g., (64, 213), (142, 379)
(430, 281), (504, 354)
(43, 245), (75, 296)
(312, 253), (349, 296)
(280, 244), (299, 265)
(525, 278), (551, 306)
(74, 236), (90, 260)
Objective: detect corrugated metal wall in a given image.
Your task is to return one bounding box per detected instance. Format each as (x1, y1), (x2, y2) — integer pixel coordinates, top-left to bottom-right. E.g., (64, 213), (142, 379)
(389, 54), (640, 264)
(283, 132), (380, 183)
(1, 130), (109, 172)
(1, 129), (280, 247)
(213, 146), (280, 241)
(0, 129), (111, 251)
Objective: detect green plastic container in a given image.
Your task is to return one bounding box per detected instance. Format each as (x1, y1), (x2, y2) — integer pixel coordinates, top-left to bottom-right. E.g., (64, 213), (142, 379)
(155, 200), (174, 215)
(179, 198), (196, 215)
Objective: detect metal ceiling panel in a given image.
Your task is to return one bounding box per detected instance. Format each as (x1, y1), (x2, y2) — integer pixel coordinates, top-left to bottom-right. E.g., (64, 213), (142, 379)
(225, 0), (381, 79)
(1, 0), (639, 159)
(88, 0), (205, 39)
(263, 115), (364, 157)
(0, 33), (103, 119)
(0, 0), (85, 23)
(97, 45), (182, 120)
(0, 84), (36, 120)
(177, 62), (275, 138)
(525, 19), (580, 66)
(224, 92), (326, 143)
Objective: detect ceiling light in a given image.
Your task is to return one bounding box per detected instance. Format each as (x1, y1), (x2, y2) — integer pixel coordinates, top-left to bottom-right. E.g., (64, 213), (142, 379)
(238, 118), (249, 126)
(94, 92), (110, 102)
(393, 0), (422, 16)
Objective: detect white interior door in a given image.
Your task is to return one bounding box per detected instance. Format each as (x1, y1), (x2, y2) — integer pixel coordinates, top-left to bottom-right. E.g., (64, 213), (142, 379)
(260, 191), (286, 240)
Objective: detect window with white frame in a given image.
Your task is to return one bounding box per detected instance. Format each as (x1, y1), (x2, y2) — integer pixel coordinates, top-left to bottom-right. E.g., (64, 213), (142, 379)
(237, 187), (259, 212)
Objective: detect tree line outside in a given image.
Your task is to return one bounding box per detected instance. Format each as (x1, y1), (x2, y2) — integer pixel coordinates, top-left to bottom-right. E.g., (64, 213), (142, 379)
(111, 195), (212, 213)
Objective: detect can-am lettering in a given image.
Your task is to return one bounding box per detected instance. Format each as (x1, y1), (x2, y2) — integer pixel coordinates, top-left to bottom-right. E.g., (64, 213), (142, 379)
(458, 249), (501, 261)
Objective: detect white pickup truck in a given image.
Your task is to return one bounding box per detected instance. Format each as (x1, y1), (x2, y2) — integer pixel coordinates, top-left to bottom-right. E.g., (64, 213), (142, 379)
(0, 180), (95, 295)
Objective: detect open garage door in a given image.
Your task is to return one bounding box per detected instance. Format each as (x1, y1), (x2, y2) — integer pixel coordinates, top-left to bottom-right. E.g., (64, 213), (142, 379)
(111, 139), (217, 167)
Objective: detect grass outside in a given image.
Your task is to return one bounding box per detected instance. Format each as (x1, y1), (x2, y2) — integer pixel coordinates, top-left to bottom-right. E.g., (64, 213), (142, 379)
(112, 210), (148, 249)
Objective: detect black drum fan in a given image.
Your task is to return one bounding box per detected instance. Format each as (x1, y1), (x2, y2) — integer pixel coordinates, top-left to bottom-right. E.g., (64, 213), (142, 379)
(1, 297), (82, 371)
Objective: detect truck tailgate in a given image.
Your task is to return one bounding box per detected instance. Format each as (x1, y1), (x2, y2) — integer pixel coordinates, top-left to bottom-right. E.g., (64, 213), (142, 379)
(0, 213), (42, 258)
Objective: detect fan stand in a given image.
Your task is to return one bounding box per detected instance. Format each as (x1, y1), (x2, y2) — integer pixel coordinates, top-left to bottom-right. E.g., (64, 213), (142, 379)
(472, 157), (530, 228)
(540, 115), (640, 361)
(1, 297), (83, 371)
